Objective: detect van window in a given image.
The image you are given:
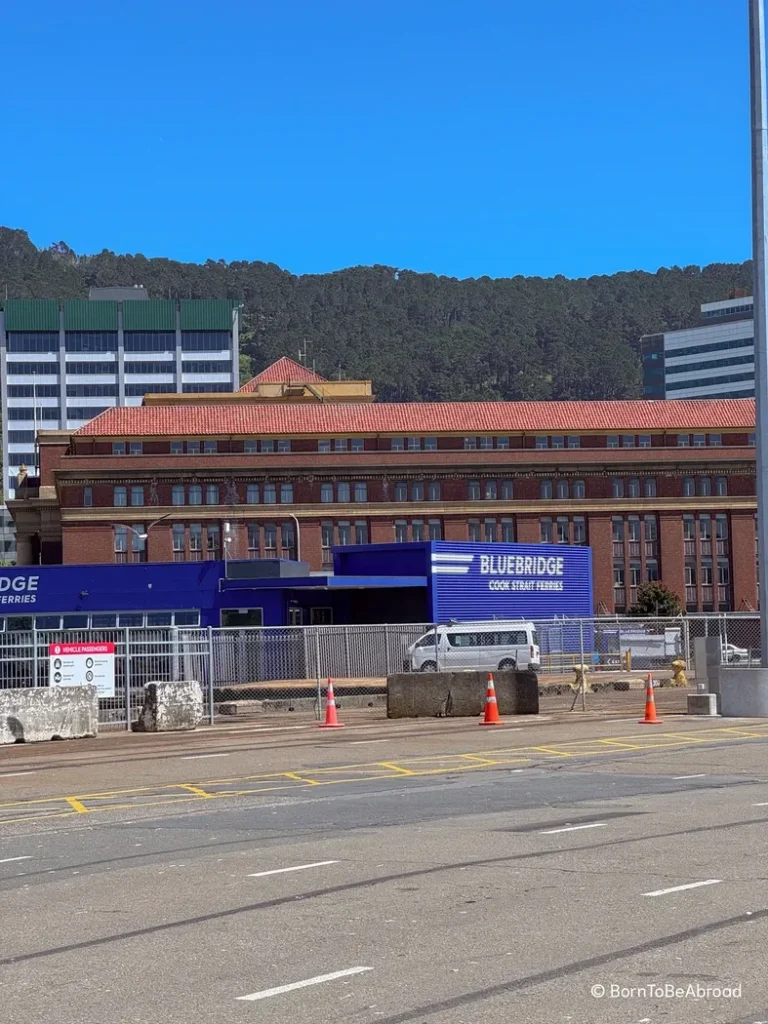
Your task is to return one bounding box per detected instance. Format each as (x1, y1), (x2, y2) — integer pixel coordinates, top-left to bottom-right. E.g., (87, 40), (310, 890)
(497, 630), (527, 645)
(415, 632), (437, 648)
(447, 631), (497, 648)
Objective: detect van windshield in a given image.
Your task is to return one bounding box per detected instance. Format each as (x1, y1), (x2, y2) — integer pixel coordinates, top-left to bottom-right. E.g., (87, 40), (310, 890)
(415, 631), (437, 648)
(532, 629), (539, 648)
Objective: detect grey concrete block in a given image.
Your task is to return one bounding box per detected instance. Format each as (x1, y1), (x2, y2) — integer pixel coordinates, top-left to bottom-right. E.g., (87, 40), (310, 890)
(134, 680), (204, 732)
(0, 686), (98, 744)
(387, 670), (539, 719)
(687, 693), (719, 716)
(719, 667), (768, 718)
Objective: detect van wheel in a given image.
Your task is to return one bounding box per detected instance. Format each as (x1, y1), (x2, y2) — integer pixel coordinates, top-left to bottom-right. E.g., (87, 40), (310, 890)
(420, 661), (437, 673)
(498, 659), (516, 671)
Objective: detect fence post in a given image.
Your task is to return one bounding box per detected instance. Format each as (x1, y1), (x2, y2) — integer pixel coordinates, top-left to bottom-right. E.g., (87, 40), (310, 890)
(343, 625), (351, 678)
(384, 623), (391, 676)
(207, 625), (215, 726)
(434, 623), (439, 672)
(683, 618), (691, 672)
(579, 619), (586, 711)
(314, 628), (322, 720)
(32, 625), (39, 688)
(124, 626), (132, 731)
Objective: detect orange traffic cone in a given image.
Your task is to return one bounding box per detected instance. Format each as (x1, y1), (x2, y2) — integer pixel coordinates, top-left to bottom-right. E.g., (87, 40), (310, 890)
(319, 678), (344, 729)
(480, 673), (502, 726)
(639, 673), (663, 725)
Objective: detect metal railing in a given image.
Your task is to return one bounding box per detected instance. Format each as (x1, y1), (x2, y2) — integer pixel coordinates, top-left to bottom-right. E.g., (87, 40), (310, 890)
(0, 614), (761, 729)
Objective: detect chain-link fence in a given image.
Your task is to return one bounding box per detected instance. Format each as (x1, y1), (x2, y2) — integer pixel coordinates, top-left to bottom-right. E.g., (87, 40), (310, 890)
(0, 615), (762, 728)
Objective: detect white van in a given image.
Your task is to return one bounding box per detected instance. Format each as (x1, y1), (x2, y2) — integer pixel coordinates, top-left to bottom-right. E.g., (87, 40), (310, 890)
(407, 621), (540, 673)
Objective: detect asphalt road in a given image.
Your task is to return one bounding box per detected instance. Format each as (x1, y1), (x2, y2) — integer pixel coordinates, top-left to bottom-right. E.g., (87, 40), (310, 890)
(2, 720), (768, 1023)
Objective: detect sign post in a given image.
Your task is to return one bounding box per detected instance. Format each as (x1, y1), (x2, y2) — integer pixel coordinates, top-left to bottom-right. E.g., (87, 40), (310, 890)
(48, 642), (116, 698)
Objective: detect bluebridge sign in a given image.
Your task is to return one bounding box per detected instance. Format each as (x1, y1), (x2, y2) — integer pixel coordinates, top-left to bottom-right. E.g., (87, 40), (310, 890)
(429, 542), (593, 621)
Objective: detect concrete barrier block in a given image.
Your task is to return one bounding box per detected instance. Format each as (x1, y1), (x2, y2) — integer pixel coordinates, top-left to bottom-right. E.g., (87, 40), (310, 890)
(387, 670), (539, 719)
(687, 693), (719, 716)
(134, 680), (204, 732)
(0, 686), (98, 744)
(719, 667), (768, 718)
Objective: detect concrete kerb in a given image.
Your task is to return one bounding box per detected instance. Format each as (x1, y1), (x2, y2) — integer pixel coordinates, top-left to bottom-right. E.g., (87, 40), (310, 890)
(0, 685), (98, 744)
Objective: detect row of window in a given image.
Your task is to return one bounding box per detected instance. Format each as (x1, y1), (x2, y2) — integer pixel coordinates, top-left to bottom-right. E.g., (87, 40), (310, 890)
(667, 370), (755, 393)
(104, 431), (754, 456)
(5, 331), (232, 352)
(666, 353), (755, 377)
(0, 610), (200, 630)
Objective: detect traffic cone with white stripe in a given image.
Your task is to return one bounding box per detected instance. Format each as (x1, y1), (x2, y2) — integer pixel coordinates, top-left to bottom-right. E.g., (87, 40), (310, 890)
(319, 678), (344, 729)
(639, 673), (662, 725)
(480, 673), (502, 726)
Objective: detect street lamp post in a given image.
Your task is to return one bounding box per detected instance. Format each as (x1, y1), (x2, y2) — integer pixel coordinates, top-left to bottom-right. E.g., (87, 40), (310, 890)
(750, 0), (768, 663)
(114, 513), (173, 560)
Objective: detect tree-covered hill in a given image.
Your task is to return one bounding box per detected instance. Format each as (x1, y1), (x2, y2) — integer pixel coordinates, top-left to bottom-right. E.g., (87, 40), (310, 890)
(0, 227), (752, 402)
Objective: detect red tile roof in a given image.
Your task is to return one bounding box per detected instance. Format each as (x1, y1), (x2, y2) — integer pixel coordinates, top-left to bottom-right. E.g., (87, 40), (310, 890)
(74, 398), (755, 438)
(239, 356), (327, 391)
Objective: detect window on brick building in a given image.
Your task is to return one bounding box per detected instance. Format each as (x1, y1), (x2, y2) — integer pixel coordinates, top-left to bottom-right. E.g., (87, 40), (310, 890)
(281, 522), (296, 559)
(318, 439), (331, 453)
(622, 435), (635, 448)
(355, 520), (368, 544)
(556, 480), (569, 499)
(112, 442), (125, 456)
(206, 484), (219, 505)
(411, 481), (424, 501)
(428, 481), (441, 501)
(248, 523), (260, 559)
(464, 437), (477, 450)
(114, 525), (127, 563)
(204, 441), (217, 454)
(709, 434), (722, 447)
(264, 524), (277, 558)
(261, 440), (275, 454)
(189, 484), (202, 505)
(172, 524), (185, 562)
(715, 476), (727, 496)
(572, 479), (585, 499)
(683, 516), (695, 542)
(683, 477), (695, 497)
(647, 560), (659, 581)
(425, 437), (438, 450)
(263, 483), (277, 504)
(606, 436), (619, 448)
(483, 518), (497, 542)
(171, 441), (183, 455)
(750, 432), (756, 446)
(643, 478), (657, 498)
(351, 438), (364, 452)
(321, 522), (334, 566)
(677, 434), (690, 447)
(172, 484), (185, 506)
(280, 483), (294, 503)
(334, 439), (348, 452)
(693, 434), (706, 448)
(556, 517), (569, 543)
(412, 519), (425, 542)
(337, 481), (351, 503)
(278, 440), (291, 453)
(321, 483), (333, 503)
(627, 478), (640, 499)
(246, 483), (259, 504)
(131, 486), (144, 507)
(611, 478), (624, 498)
(639, 435), (651, 448)
(535, 436), (548, 449)
(501, 517), (514, 542)
(189, 524), (202, 561)
(540, 479), (553, 499)
(408, 437), (422, 451)
(496, 436), (510, 450)
(390, 438), (405, 451)
(114, 486), (127, 507)
(395, 520), (409, 543)
(131, 526), (146, 563)
(206, 525), (220, 560)
(245, 440), (258, 454)
(429, 519), (443, 540)
(354, 482), (368, 502)
(698, 477), (712, 497)
(500, 479), (513, 500)
(551, 436), (564, 450)
(479, 437), (494, 450)
(540, 517), (553, 543)
(468, 480), (481, 500)
(83, 486), (92, 507)
(468, 519), (482, 542)
(395, 482), (408, 502)
(567, 436), (580, 449)
(573, 517), (586, 545)
(187, 440), (201, 454)
(484, 480), (498, 500)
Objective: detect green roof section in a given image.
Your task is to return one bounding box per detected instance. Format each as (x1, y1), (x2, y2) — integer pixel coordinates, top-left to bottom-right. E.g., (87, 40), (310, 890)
(64, 300), (118, 331)
(3, 299), (59, 331)
(122, 300), (177, 331)
(180, 299), (238, 330)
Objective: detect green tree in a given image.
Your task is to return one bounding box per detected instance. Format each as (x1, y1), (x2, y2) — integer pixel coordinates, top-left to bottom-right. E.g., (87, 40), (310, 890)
(630, 581), (684, 617)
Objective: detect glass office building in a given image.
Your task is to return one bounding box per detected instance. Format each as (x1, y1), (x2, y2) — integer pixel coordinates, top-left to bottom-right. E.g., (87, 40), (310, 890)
(641, 296), (754, 401)
(0, 290), (241, 561)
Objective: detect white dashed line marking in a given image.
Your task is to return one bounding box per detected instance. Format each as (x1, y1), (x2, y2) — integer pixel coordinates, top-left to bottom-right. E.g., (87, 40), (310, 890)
(643, 879), (721, 897)
(248, 860), (339, 878)
(540, 822), (606, 835)
(237, 966), (372, 1001)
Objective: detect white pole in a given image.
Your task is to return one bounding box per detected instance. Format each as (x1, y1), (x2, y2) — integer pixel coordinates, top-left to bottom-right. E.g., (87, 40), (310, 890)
(750, 0), (768, 664)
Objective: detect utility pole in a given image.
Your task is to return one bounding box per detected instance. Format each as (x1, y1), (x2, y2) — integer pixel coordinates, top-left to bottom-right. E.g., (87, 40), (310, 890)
(750, 0), (768, 664)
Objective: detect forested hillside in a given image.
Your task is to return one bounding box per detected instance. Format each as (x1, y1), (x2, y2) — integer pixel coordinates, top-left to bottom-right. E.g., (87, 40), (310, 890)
(0, 228), (752, 402)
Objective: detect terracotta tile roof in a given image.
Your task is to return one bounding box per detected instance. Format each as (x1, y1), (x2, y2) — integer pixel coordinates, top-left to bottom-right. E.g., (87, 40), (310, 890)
(74, 398), (756, 438)
(239, 356), (327, 391)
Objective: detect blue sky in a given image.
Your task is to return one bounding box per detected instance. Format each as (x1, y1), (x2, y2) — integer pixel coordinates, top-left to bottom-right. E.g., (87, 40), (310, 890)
(1, 0), (748, 280)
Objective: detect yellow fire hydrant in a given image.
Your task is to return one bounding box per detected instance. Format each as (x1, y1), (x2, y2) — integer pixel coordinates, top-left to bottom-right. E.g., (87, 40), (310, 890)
(671, 659), (688, 688)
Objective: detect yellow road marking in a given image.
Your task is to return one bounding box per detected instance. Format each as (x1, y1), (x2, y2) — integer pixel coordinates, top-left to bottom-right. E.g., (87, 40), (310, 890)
(377, 761), (417, 775)
(178, 784), (214, 799)
(65, 797), (89, 814)
(284, 772), (321, 785)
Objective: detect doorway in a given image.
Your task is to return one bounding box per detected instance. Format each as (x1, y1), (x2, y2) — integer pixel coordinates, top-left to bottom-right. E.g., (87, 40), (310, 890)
(221, 608), (264, 628)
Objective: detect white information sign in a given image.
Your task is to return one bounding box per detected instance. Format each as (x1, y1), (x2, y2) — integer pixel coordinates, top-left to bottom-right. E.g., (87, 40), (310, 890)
(48, 642), (116, 698)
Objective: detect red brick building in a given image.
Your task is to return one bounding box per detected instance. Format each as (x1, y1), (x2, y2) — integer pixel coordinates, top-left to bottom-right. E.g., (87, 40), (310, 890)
(10, 357), (758, 615)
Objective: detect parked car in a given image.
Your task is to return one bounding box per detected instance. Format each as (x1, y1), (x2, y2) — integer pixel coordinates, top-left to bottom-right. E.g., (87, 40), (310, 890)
(722, 642), (750, 663)
(406, 620), (540, 673)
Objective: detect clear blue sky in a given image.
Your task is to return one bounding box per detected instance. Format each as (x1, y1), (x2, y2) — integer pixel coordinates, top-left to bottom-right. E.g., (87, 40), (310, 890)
(1, 0), (749, 280)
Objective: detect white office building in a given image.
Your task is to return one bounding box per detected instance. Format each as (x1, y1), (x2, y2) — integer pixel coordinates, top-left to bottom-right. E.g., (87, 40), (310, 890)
(641, 294), (754, 400)
(0, 289), (241, 561)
